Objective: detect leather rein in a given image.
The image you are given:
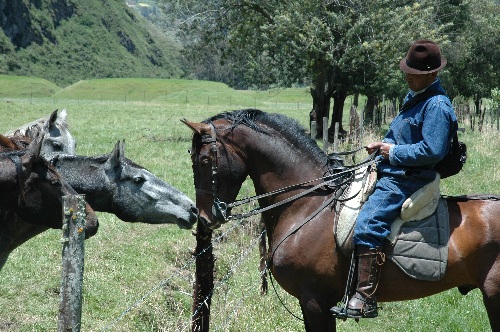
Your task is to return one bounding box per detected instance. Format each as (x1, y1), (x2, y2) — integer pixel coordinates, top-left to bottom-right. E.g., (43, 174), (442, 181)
(1, 151), (27, 208)
(195, 123), (377, 224)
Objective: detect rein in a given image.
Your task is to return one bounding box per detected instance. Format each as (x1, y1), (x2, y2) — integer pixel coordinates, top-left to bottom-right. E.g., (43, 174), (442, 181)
(198, 123), (377, 223)
(216, 161), (373, 222)
(4, 151), (27, 208)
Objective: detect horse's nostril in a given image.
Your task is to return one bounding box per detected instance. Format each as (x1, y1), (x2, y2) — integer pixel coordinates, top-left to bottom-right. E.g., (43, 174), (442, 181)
(191, 206), (199, 216)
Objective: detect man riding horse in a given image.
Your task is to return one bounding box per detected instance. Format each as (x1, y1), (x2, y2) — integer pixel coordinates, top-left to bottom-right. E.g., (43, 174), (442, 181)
(331, 40), (458, 319)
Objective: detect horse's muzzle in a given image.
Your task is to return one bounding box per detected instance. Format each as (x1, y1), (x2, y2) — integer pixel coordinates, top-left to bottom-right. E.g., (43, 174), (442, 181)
(199, 215), (222, 230)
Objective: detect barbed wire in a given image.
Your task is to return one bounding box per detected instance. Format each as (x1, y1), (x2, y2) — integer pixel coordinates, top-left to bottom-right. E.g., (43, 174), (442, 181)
(100, 215), (261, 331)
(181, 221), (266, 331)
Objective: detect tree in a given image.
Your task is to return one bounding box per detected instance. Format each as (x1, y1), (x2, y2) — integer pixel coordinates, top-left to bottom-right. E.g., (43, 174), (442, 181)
(166, 0), (497, 137)
(444, 0), (500, 110)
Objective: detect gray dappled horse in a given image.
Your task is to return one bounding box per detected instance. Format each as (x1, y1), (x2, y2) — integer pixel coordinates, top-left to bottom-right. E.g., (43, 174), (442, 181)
(48, 140), (198, 228)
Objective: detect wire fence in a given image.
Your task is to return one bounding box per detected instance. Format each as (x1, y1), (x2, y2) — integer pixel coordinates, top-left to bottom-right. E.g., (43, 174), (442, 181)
(0, 92), (313, 112)
(99, 212), (282, 332)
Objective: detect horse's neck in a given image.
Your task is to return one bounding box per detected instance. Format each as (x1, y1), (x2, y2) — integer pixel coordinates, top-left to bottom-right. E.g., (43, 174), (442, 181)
(0, 159), (22, 208)
(246, 137), (325, 196)
(54, 156), (111, 211)
(0, 210), (48, 270)
(4, 120), (43, 137)
(242, 133), (330, 248)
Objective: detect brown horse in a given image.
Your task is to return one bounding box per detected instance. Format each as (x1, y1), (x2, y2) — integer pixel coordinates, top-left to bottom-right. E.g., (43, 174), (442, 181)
(184, 109), (500, 331)
(0, 133), (98, 268)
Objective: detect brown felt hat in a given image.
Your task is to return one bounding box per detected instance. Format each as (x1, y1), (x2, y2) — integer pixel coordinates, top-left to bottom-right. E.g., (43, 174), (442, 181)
(399, 40), (447, 74)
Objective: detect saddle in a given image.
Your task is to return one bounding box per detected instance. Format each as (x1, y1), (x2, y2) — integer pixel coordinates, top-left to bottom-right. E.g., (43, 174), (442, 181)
(334, 168), (449, 281)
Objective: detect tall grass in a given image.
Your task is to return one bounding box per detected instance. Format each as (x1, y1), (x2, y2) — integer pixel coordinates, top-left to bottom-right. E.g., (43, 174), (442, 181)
(0, 77), (497, 331)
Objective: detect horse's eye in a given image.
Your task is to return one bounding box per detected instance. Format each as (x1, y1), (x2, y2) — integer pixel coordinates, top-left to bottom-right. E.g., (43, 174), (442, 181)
(133, 176), (145, 184)
(51, 141), (62, 150)
(51, 179), (59, 185)
(201, 158), (210, 166)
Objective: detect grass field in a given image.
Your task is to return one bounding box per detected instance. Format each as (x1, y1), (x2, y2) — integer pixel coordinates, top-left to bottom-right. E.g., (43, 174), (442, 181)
(0, 76), (498, 331)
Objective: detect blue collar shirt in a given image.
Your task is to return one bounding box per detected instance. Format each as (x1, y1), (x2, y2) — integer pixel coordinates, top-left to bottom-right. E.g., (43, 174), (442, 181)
(379, 79), (458, 179)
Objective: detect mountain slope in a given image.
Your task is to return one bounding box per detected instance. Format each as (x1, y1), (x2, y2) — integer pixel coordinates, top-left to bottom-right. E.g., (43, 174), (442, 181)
(0, 0), (183, 87)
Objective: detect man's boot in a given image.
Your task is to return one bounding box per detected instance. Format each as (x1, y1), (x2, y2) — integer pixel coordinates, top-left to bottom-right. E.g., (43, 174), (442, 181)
(330, 246), (385, 319)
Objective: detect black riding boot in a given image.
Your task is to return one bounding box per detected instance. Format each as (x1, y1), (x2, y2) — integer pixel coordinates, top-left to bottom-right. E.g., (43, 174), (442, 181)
(330, 246), (385, 319)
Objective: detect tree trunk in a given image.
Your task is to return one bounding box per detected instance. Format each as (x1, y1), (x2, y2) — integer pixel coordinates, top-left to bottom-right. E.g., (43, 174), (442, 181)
(475, 95), (481, 115)
(329, 88), (348, 140)
(310, 87), (332, 139)
(309, 59), (334, 139)
(353, 93), (359, 107)
(364, 95), (378, 126)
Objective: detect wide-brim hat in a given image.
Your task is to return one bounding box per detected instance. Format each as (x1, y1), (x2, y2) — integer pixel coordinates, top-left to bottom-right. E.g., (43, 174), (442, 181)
(399, 40), (447, 74)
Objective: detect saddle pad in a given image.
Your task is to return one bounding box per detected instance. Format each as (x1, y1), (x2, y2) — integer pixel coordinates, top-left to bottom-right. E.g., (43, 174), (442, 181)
(385, 199), (449, 281)
(334, 166), (368, 254)
(335, 190), (450, 281)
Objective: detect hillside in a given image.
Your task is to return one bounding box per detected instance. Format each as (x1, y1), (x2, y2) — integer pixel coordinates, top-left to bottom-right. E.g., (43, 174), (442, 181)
(0, 0), (183, 87)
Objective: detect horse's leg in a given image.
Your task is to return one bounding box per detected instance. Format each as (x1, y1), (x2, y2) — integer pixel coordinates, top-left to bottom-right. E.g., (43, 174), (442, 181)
(481, 266), (500, 331)
(259, 219), (268, 295)
(483, 294), (500, 331)
(300, 300), (336, 332)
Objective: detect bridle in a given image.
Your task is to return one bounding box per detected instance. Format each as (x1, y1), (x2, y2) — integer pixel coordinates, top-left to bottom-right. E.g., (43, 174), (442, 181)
(1, 151), (27, 208)
(193, 122), (378, 228)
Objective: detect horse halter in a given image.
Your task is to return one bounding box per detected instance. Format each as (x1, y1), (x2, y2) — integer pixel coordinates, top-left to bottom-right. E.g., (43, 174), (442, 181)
(195, 122), (230, 226)
(7, 152), (27, 208)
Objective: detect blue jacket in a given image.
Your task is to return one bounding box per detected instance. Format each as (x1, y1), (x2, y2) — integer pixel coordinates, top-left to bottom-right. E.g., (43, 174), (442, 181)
(379, 79), (458, 179)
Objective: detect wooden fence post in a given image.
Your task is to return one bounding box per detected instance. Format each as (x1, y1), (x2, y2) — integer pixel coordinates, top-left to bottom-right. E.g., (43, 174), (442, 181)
(310, 121), (317, 139)
(333, 122), (339, 153)
(58, 195), (86, 332)
(191, 222), (214, 332)
(323, 117), (329, 152)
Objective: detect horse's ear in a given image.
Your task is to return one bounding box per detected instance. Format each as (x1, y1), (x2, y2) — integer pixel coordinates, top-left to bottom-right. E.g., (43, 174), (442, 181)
(119, 140), (125, 159)
(181, 119), (212, 135)
(48, 109), (59, 129)
(22, 132), (43, 167)
(59, 109), (68, 122)
(106, 141), (121, 169)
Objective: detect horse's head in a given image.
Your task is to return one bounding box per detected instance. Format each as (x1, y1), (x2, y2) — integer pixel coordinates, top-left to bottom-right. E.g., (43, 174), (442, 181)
(102, 140), (198, 228)
(183, 119), (249, 230)
(1, 133), (98, 238)
(5, 109), (76, 156)
(41, 109), (77, 155)
(50, 140), (198, 229)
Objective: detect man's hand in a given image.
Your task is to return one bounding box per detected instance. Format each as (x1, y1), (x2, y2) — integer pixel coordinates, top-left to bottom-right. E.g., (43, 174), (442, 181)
(366, 142), (394, 159)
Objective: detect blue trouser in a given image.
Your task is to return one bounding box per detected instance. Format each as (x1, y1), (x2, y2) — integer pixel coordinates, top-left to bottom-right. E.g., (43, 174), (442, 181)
(353, 171), (434, 248)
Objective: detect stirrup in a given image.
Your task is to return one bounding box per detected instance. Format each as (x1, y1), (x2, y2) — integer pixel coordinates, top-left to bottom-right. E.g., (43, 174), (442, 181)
(330, 304), (360, 322)
(330, 249), (357, 321)
(330, 299), (380, 320)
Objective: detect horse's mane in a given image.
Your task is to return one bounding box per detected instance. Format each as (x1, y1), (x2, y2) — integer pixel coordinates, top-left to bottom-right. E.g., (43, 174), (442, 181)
(4, 110), (69, 138)
(50, 153), (145, 170)
(204, 109), (327, 165)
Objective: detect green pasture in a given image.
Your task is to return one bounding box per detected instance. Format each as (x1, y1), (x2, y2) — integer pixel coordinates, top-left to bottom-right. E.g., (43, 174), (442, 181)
(0, 76), (498, 331)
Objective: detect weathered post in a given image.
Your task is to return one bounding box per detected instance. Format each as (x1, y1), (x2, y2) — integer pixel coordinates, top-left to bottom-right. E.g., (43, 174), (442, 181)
(191, 222), (214, 332)
(333, 122), (340, 153)
(323, 117), (329, 152)
(310, 120), (317, 139)
(58, 195), (86, 332)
